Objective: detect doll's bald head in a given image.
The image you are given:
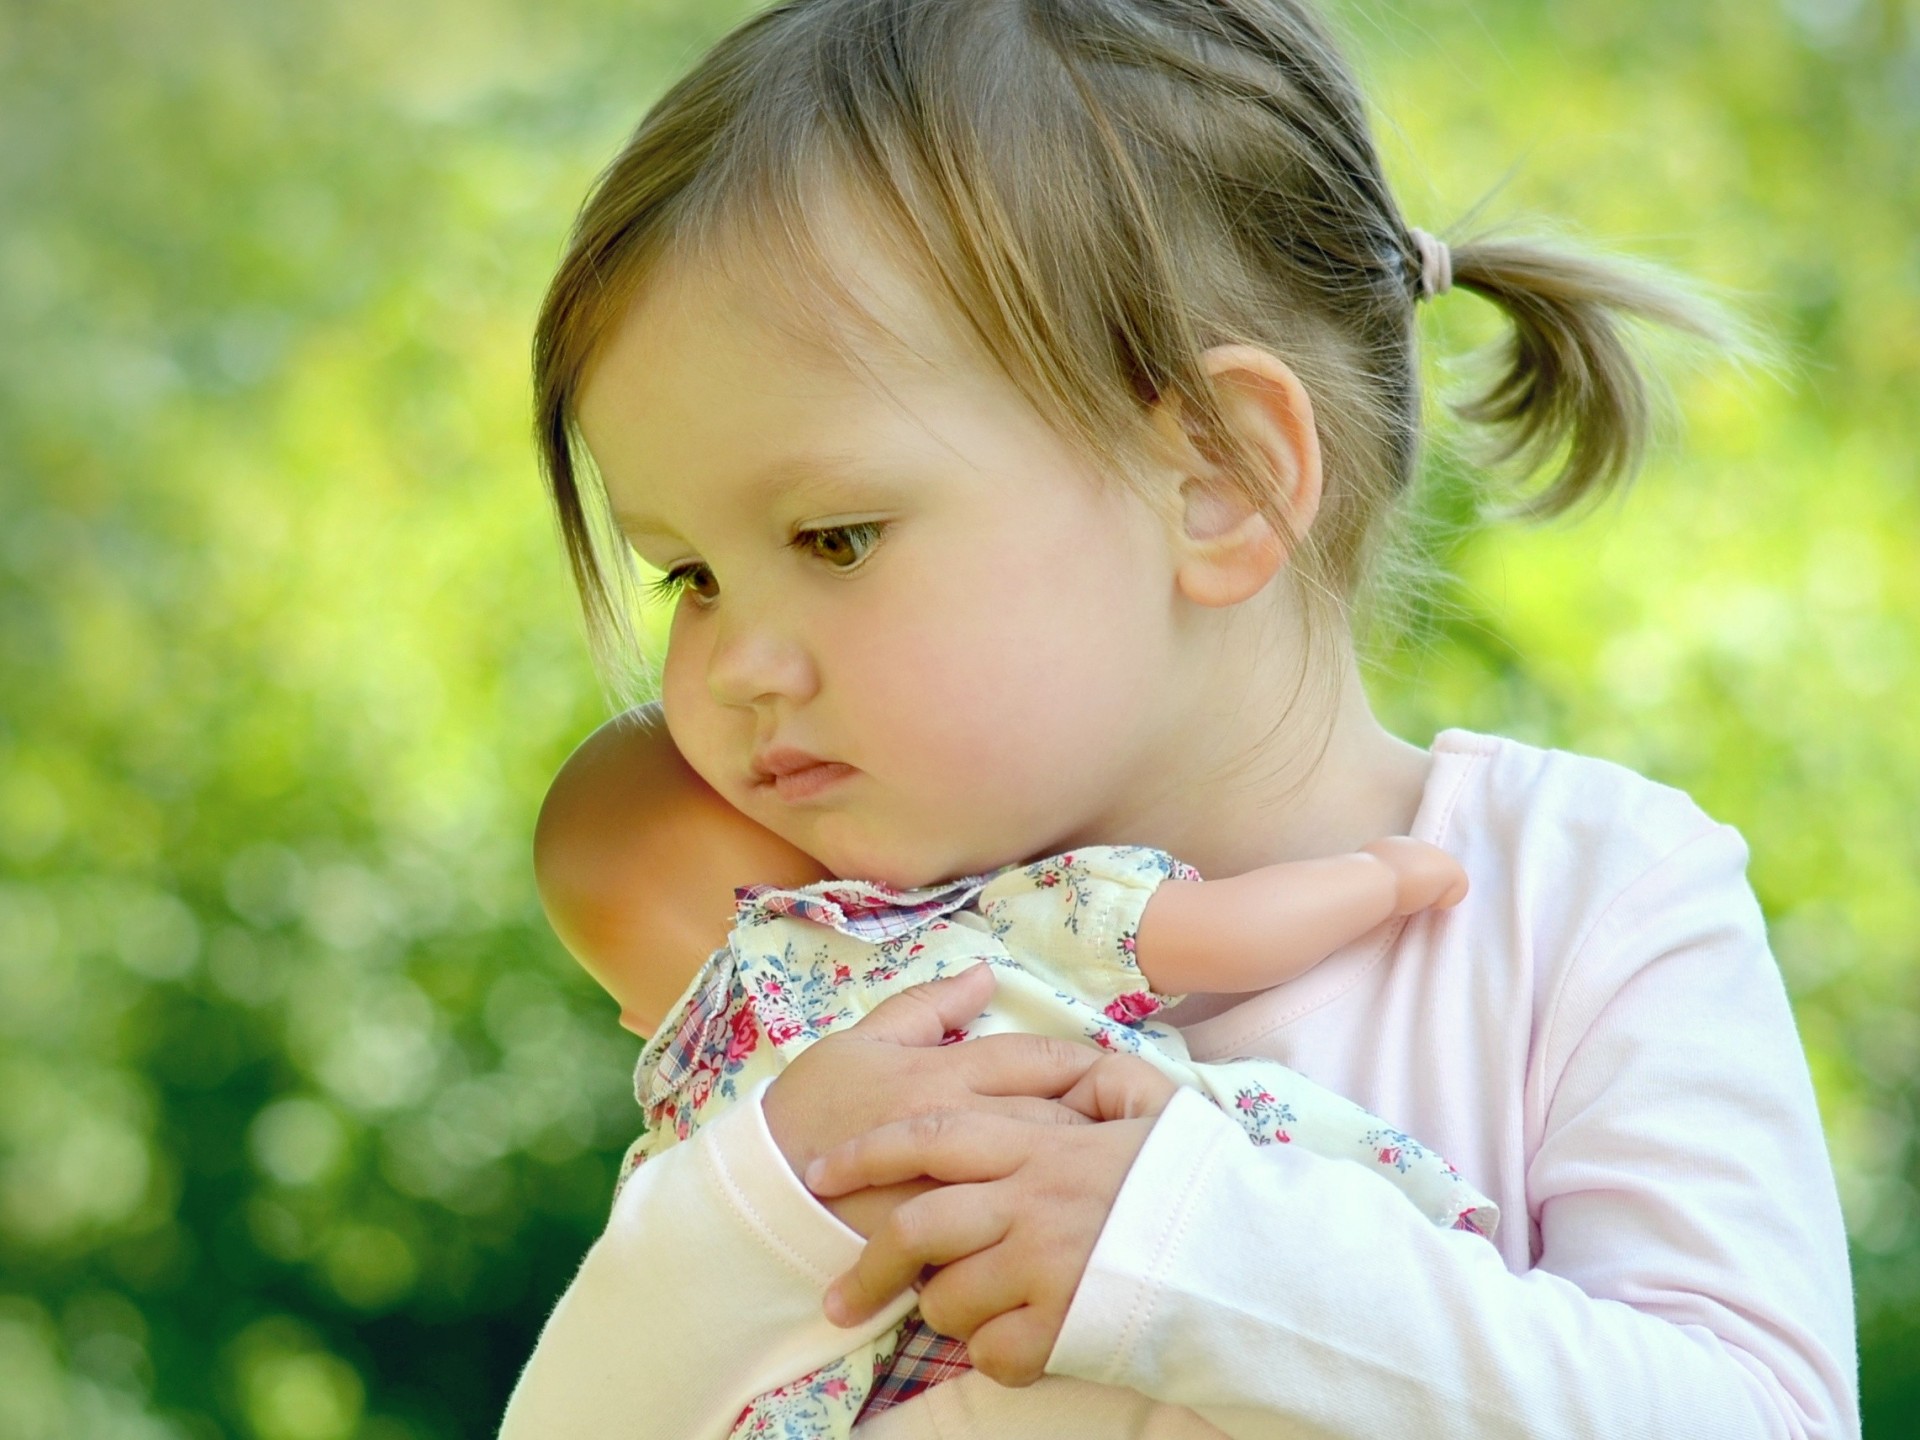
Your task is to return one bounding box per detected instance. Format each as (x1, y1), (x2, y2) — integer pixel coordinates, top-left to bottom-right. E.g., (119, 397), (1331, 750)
(534, 704), (829, 1034)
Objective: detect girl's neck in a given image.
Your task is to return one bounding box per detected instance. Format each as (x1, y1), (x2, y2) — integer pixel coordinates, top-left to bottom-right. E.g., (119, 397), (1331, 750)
(1100, 650), (1434, 881)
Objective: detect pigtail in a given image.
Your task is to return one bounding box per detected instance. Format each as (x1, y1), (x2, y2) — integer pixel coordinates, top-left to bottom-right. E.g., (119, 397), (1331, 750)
(1446, 235), (1728, 518)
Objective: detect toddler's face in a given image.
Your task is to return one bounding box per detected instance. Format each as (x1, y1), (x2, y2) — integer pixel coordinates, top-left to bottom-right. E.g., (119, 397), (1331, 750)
(577, 241), (1187, 888)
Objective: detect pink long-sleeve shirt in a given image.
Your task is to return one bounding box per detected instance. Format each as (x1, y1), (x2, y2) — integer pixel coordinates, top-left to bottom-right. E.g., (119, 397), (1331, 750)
(499, 729), (1861, 1438)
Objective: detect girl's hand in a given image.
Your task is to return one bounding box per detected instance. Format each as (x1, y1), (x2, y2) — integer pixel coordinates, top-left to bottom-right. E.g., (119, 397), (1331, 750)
(759, 963), (1106, 1236)
(805, 1051), (1182, 1387)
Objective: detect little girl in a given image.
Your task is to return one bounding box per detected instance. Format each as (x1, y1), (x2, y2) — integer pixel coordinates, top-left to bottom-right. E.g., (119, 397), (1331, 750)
(541, 708), (1494, 1433)
(502, 0), (1859, 1435)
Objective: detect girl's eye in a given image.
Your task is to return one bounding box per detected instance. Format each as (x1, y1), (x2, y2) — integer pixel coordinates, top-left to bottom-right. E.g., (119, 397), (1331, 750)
(792, 521), (885, 571)
(645, 562), (718, 605)
(640, 522), (884, 606)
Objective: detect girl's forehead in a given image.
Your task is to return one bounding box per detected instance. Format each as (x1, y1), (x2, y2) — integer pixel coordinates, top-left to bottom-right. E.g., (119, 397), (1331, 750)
(582, 325), (981, 542)
(633, 211), (992, 394)
(581, 244), (1027, 509)
(585, 293), (932, 468)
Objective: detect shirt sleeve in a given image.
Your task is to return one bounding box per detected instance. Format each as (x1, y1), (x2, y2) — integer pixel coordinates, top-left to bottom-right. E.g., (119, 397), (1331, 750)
(1046, 824), (1861, 1439)
(497, 1076), (918, 1440)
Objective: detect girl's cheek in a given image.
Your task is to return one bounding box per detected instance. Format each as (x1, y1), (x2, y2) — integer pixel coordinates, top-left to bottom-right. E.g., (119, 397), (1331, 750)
(660, 604), (713, 700)
(657, 642), (714, 766)
(864, 655), (1022, 783)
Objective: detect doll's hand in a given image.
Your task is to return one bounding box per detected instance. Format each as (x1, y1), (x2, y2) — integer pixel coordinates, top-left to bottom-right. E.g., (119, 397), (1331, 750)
(1360, 836), (1469, 914)
(805, 1053), (1181, 1387)
(760, 964), (1105, 1236)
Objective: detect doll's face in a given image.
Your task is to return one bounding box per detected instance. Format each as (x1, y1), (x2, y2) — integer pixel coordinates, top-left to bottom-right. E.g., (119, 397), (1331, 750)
(576, 235), (1190, 888)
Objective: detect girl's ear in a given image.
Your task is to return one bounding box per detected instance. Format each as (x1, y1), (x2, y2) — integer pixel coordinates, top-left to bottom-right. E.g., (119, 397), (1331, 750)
(1154, 344), (1324, 609)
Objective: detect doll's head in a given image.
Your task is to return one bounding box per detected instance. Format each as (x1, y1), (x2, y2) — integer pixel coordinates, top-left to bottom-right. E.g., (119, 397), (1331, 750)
(533, 705), (831, 1033)
(534, 0), (1708, 886)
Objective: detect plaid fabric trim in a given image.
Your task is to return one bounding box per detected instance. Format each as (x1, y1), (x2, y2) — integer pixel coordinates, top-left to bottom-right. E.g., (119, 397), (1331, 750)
(634, 946), (732, 1115)
(734, 868), (1010, 943)
(855, 1317), (973, 1423)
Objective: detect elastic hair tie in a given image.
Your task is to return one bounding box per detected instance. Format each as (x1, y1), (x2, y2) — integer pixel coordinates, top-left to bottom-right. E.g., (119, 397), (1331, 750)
(1409, 227), (1453, 302)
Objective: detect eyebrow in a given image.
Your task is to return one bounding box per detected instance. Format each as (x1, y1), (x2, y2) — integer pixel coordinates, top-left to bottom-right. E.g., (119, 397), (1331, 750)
(612, 450), (895, 536)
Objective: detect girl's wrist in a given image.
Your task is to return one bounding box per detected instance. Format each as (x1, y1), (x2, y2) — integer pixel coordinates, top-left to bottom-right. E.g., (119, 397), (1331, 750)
(758, 1067), (819, 1178)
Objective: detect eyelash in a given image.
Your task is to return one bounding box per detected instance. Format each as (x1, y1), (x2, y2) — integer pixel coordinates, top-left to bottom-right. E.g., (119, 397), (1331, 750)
(643, 521), (888, 605)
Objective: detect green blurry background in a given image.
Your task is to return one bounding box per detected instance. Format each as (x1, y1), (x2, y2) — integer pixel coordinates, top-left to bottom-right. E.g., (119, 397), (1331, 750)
(2, 0), (1914, 1434)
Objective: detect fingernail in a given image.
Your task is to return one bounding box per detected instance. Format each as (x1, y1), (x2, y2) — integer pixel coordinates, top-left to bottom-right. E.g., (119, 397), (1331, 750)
(822, 1286), (847, 1325)
(803, 1158), (824, 1189)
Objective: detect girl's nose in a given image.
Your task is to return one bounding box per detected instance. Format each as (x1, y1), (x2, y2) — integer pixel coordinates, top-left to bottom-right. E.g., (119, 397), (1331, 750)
(704, 611), (818, 709)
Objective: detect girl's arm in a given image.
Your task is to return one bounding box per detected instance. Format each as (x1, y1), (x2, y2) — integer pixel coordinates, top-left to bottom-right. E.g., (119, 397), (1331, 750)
(1131, 837), (1466, 995)
(498, 1075), (917, 1440)
(1047, 820), (1859, 1438)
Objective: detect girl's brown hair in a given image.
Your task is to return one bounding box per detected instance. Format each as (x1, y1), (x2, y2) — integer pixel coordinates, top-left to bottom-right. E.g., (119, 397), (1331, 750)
(534, 0), (1718, 670)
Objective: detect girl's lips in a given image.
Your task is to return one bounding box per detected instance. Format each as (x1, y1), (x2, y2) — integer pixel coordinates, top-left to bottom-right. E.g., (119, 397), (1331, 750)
(761, 761), (855, 803)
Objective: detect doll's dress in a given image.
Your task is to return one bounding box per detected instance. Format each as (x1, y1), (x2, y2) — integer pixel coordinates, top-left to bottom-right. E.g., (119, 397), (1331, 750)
(621, 844), (1498, 1437)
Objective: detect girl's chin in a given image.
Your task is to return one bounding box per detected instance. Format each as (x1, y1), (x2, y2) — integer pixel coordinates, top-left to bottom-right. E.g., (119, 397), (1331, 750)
(825, 858), (954, 890)
(812, 837), (965, 891)
(802, 807), (1064, 890)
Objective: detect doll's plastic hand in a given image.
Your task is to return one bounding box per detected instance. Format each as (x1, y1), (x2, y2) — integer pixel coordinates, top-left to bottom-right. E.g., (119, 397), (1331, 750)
(760, 964), (1104, 1235)
(804, 1072), (1172, 1387)
(1359, 837), (1469, 914)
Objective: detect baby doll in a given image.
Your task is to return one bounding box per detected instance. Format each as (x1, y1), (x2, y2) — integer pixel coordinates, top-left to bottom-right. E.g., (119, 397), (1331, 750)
(537, 708), (1497, 1435)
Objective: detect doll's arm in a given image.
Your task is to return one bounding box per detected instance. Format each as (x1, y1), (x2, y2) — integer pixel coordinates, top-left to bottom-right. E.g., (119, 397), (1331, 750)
(534, 702), (830, 1035)
(1131, 838), (1466, 996)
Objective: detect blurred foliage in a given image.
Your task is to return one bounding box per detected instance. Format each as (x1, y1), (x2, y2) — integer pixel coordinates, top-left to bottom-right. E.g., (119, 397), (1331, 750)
(0, 0), (1913, 1435)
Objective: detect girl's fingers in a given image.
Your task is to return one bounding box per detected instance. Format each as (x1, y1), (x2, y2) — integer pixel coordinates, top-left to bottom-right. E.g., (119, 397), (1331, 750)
(845, 963), (996, 1048)
(806, 1110), (1030, 1196)
(951, 1030), (1105, 1098)
(1056, 1053), (1182, 1122)
(824, 1184), (1010, 1326)
(976, 1095), (1094, 1128)
(964, 1304), (1062, 1389)
(912, 1243), (1032, 1344)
